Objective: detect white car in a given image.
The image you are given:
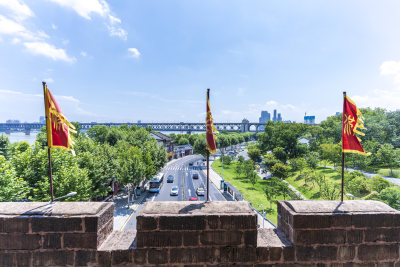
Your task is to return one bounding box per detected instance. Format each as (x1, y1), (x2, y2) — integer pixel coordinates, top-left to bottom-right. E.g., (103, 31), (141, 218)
(196, 187), (205, 196)
(170, 186), (179, 196)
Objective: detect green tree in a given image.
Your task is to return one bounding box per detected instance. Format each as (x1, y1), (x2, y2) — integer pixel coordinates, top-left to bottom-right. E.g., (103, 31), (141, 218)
(290, 157), (307, 175)
(271, 163), (290, 179)
(262, 154), (280, 171)
(87, 125), (110, 144)
(345, 176), (370, 197)
(193, 136), (208, 157)
(243, 160), (255, 178)
(10, 141), (30, 156)
(370, 175), (390, 193)
(378, 187), (400, 210)
(0, 134), (10, 159)
(235, 161), (244, 177)
(178, 137), (190, 145)
(320, 143), (341, 167)
(221, 155), (232, 165)
(273, 147), (287, 163)
(248, 171), (257, 189)
(0, 156), (28, 201)
(377, 143), (400, 176)
(306, 152), (319, 169)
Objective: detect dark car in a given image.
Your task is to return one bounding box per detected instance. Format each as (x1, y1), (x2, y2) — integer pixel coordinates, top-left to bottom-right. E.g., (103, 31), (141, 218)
(167, 175), (174, 183)
(192, 173), (199, 179)
(189, 162), (193, 166)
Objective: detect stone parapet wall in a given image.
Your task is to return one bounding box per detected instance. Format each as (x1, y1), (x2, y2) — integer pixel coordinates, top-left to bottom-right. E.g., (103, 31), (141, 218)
(0, 202), (113, 266)
(0, 200), (399, 266)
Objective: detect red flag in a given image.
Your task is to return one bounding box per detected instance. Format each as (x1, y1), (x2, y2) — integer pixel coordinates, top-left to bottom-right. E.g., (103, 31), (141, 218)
(342, 94), (369, 156)
(44, 84), (76, 154)
(206, 90), (218, 154)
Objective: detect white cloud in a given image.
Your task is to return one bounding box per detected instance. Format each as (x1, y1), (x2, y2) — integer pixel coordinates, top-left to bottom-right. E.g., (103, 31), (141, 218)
(0, 15), (48, 40)
(80, 51), (87, 57)
(51, 24), (57, 30)
(48, 0), (127, 40)
(11, 37), (20, 44)
(24, 42), (76, 63)
(48, 0), (109, 20)
(0, 0), (34, 21)
(128, 48), (140, 58)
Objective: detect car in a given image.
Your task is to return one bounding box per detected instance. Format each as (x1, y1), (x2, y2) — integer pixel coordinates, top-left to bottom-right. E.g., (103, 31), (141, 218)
(167, 175), (174, 183)
(189, 162), (193, 166)
(189, 197), (198, 201)
(196, 187), (205, 196)
(192, 173), (199, 179)
(170, 186), (179, 196)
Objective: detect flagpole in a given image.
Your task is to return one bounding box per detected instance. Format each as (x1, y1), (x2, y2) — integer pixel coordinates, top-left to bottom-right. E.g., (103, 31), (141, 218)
(341, 91), (346, 202)
(207, 88), (210, 202)
(43, 81), (54, 202)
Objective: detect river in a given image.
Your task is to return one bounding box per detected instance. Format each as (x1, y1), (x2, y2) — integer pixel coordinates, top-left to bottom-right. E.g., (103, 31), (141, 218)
(2, 132), (39, 144)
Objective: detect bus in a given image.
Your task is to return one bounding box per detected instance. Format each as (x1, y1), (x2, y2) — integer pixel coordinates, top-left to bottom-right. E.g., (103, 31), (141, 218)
(149, 172), (164, 193)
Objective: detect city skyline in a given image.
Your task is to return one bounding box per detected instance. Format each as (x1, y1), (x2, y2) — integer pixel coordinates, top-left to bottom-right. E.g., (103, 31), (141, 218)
(1, 1), (400, 123)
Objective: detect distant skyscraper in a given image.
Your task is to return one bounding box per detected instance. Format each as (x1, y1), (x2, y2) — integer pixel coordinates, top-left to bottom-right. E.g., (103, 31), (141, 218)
(304, 115), (316, 125)
(259, 111), (270, 123)
(273, 109), (277, 122)
(335, 112), (340, 116)
(39, 116), (45, 124)
(277, 113), (282, 122)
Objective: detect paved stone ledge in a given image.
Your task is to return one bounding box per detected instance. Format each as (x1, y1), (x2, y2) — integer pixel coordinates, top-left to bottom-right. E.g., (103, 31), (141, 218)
(0, 202), (111, 216)
(99, 230), (136, 251)
(139, 201), (254, 215)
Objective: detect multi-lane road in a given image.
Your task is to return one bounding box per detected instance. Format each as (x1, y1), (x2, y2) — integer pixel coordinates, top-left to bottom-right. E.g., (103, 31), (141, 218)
(121, 155), (226, 230)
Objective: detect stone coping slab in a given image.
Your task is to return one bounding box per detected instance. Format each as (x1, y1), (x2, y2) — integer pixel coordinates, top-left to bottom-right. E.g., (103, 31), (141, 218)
(0, 202), (112, 216)
(99, 230), (136, 251)
(257, 228), (292, 247)
(284, 200), (397, 214)
(139, 201), (253, 215)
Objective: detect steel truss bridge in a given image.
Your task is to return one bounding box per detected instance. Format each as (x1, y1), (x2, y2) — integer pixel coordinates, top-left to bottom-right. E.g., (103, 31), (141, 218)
(0, 119), (264, 134)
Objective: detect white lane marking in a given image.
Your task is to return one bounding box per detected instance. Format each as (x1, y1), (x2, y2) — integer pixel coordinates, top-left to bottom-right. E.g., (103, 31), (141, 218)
(188, 189), (191, 196)
(151, 195), (156, 202)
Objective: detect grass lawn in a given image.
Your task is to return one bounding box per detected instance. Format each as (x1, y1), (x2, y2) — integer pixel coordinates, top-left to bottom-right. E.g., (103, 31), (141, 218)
(377, 168), (400, 178)
(285, 166), (343, 200)
(212, 160), (290, 225)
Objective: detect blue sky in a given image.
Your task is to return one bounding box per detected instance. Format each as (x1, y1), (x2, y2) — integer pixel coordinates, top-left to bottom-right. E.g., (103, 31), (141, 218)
(1, 1), (400, 123)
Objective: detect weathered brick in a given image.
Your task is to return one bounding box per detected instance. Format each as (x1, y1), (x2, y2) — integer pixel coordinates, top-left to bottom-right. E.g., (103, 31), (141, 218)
(133, 249), (147, 265)
(42, 233), (61, 249)
(31, 216), (82, 232)
(183, 231), (199, 246)
(98, 204), (114, 229)
(269, 247), (282, 261)
(347, 230), (363, 244)
(244, 230), (257, 247)
(0, 233), (41, 250)
(147, 248), (168, 265)
(364, 228), (400, 243)
(97, 250), (111, 267)
(256, 247), (269, 262)
(97, 218), (113, 247)
(159, 215), (206, 230)
(219, 247), (256, 263)
(330, 263), (375, 267)
(170, 248), (216, 264)
(283, 246), (295, 261)
(0, 253), (14, 267)
(84, 216), (98, 232)
(111, 249), (131, 265)
(338, 246), (356, 261)
(200, 230), (242, 246)
(136, 215), (158, 230)
(0, 217), (30, 233)
(296, 246), (337, 261)
(207, 215), (219, 229)
(358, 244), (399, 261)
(64, 233), (97, 249)
(294, 229), (346, 245)
(136, 231), (182, 248)
(353, 213), (399, 228)
(75, 250), (97, 266)
(292, 214), (331, 229)
(219, 214), (257, 230)
(15, 252), (31, 267)
(33, 251), (74, 267)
